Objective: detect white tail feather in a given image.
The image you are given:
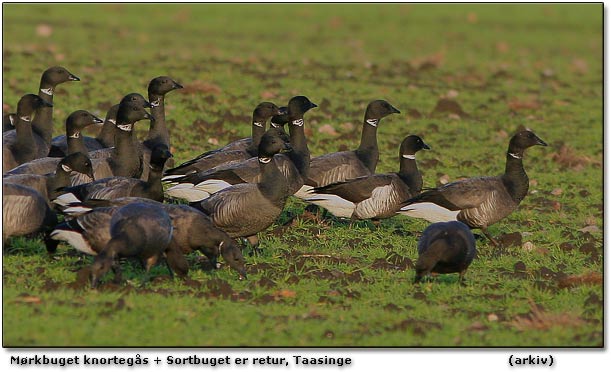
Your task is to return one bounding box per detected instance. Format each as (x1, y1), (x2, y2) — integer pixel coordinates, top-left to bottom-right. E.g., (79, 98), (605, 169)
(398, 202), (459, 223)
(194, 179), (233, 194)
(161, 174), (187, 182)
(49, 229), (97, 256)
(293, 185), (314, 199)
(53, 193), (81, 207)
(165, 183), (210, 202)
(62, 206), (93, 216)
(305, 194), (355, 218)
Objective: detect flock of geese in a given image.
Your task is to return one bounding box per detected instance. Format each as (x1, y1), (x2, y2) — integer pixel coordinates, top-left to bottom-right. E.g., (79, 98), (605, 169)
(2, 66), (548, 287)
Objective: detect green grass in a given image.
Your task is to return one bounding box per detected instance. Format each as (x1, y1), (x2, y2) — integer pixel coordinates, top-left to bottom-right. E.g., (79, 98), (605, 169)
(1, 4), (603, 347)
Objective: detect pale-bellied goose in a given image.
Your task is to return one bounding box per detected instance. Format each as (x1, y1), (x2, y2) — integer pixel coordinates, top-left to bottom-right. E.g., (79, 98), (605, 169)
(54, 144), (171, 206)
(190, 127), (293, 250)
(165, 96), (316, 202)
(3, 113), (17, 133)
(89, 202), (186, 288)
(49, 104), (119, 156)
(163, 102), (282, 180)
(296, 99), (400, 198)
(399, 130), (548, 246)
(306, 135), (430, 220)
(2, 94), (53, 173)
(5, 110), (102, 175)
(3, 152), (93, 205)
(2, 181), (57, 245)
(51, 197), (247, 279)
(414, 221), (476, 284)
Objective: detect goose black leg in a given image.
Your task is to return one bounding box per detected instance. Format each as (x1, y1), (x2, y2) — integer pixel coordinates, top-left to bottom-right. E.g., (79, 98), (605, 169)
(246, 235), (261, 256)
(480, 227), (499, 247)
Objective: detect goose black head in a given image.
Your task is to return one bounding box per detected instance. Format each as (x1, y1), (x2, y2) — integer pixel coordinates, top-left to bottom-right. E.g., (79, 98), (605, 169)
(60, 152), (94, 180)
(41, 66), (80, 85)
(116, 93), (154, 127)
(17, 94), (52, 118)
(219, 239), (248, 280)
(270, 107), (289, 129)
(258, 128), (292, 159)
(253, 102), (281, 123)
(148, 76), (183, 96)
(287, 96), (317, 119)
(400, 135), (431, 156)
(150, 145), (174, 169)
(510, 130), (548, 152)
(365, 100), (401, 121)
(66, 110), (104, 130)
(90, 251), (114, 288)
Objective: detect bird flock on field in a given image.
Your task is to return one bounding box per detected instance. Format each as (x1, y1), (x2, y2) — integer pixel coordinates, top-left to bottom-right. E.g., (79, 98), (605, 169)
(2, 66), (548, 287)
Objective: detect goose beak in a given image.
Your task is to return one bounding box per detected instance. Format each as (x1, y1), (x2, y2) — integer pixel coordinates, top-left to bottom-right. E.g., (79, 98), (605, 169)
(146, 112), (155, 122)
(309, 102), (318, 109)
(68, 73), (80, 82)
(422, 142), (431, 150)
(391, 105), (401, 114)
(143, 100), (153, 109)
(278, 106), (288, 115)
(173, 81), (183, 90)
(88, 171), (95, 181)
(93, 115), (104, 125)
(535, 136), (548, 146)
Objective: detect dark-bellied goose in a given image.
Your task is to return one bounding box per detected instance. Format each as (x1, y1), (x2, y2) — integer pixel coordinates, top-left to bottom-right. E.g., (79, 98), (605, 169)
(163, 102), (282, 180)
(306, 135), (430, 220)
(3, 113), (17, 133)
(54, 144), (171, 206)
(296, 99), (400, 199)
(3, 152), (93, 204)
(49, 104), (119, 156)
(190, 127), (293, 250)
(414, 221), (476, 284)
(89, 202), (187, 288)
(165, 97), (316, 202)
(398, 130), (548, 246)
(2, 94), (53, 173)
(2, 181), (57, 245)
(51, 197), (247, 279)
(4, 110), (103, 176)
(31, 66), (80, 148)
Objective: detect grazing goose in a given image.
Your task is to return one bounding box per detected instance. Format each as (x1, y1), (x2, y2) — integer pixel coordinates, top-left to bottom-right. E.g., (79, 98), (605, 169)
(163, 102), (282, 180)
(3, 152), (93, 204)
(296, 99), (401, 198)
(49, 104), (120, 156)
(165, 96), (316, 202)
(2, 94), (53, 173)
(398, 130), (548, 245)
(4, 110), (104, 176)
(54, 144), (172, 206)
(2, 181), (57, 245)
(3, 113), (17, 133)
(89, 202), (187, 288)
(190, 127), (293, 250)
(306, 135), (430, 220)
(52, 197), (247, 279)
(414, 221), (476, 284)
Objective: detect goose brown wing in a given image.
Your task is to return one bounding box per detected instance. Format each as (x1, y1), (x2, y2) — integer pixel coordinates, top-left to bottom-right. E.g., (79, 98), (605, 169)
(307, 151), (371, 187)
(195, 184), (259, 229)
(405, 176), (502, 210)
(315, 174), (394, 203)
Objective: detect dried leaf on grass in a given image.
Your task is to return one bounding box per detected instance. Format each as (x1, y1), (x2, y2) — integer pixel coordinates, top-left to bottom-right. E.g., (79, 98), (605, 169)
(549, 144), (599, 171)
(557, 272), (602, 289)
(179, 81), (222, 95)
(510, 300), (584, 331)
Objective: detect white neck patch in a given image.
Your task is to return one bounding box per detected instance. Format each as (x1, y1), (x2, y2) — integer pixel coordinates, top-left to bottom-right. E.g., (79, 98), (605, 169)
(219, 240), (224, 254)
(259, 157), (272, 164)
(68, 131), (80, 139)
(19, 116), (31, 122)
(253, 121), (264, 128)
(107, 118), (116, 125)
(291, 118), (304, 127)
(270, 122), (282, 128)
(40, 87), (54, 95)
(150, 98), (161, 107)
(117, 123), (133, 132)
(508, 152), (522, 159)
(366, 119), (379, 127)
(60, 164), (72, 173)
(402, 154), (416, 160)
(9, 115), (15, 126)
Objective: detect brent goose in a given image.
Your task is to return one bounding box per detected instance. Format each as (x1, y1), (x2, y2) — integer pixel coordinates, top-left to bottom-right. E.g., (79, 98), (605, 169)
(54, 144), (172, 206)
(414, 221), (476, 284)
(3, 152), (93, 204)
(49, 104), (119, 156)
(163, 102), (282, 179)
(190, 127), (293, 251)
(306, 135), (430, 220)
(399, 130), (548, 245)
(51, 197), (247, 279)
(89, 202), (187, 287)
(2, 181), (57, 245)
(165, 96), (316, 202)
(3, 113), (17, 133)
(2, 94), (53, 173)
(296, 99), (400, 199)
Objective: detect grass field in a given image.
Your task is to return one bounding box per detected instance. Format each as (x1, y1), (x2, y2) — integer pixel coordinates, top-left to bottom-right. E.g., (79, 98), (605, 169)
(1, 3), (603, 347)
